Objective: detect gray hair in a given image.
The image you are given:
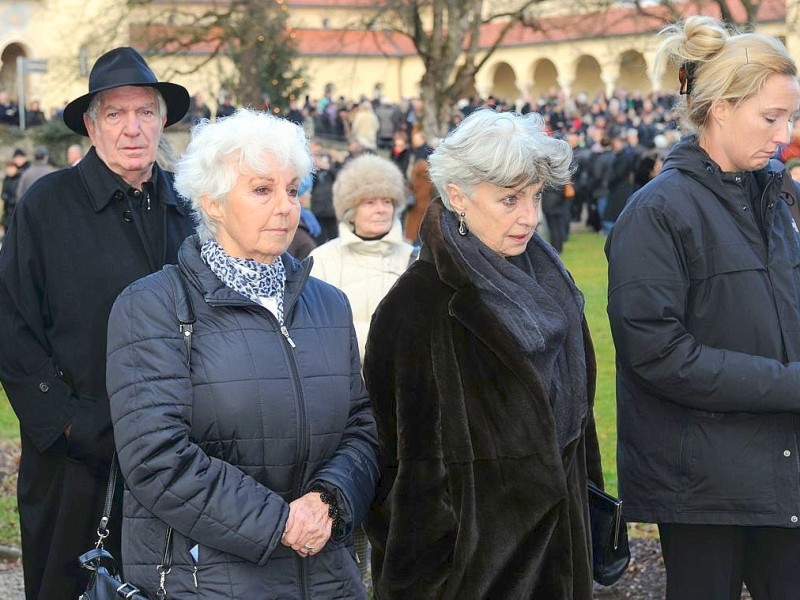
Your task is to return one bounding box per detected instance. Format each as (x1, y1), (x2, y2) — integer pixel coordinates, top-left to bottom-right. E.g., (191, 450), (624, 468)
(428, 109), (572, 211)
(174, 108), (313, 242)
(86, 87), (167, 126)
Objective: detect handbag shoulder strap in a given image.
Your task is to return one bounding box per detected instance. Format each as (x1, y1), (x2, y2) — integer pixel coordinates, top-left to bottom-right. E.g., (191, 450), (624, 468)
(94, 456), (119, 548)
(163, 263), (196, 363)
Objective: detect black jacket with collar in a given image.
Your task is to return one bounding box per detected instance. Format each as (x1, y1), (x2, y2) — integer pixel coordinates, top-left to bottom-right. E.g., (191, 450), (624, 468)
(606, 134), (800, 526)
(0, 146), (194, 462)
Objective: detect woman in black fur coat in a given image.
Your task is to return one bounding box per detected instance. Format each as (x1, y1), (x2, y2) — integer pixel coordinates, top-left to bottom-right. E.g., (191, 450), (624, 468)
(363, 108), (605, 599)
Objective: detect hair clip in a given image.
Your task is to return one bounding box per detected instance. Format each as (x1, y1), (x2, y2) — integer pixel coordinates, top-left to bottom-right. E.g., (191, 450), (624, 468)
(678, 61), (697, 96)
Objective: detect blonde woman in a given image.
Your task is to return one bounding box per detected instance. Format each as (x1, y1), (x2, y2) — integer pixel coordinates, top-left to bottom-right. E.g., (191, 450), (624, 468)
(607, 16), (800, 599)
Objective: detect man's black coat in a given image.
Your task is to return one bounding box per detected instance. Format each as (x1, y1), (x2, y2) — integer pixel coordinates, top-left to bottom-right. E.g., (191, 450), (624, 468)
(0, 146), (194, 599)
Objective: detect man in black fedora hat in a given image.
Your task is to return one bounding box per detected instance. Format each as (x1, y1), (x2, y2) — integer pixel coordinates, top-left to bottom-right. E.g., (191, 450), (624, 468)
(0, 47), (194, 600)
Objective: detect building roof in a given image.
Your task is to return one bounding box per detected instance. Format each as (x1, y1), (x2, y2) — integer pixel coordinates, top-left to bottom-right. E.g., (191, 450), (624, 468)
(294, 0), (786, 57)
(134, 0), (787, 58)
(294, 28), (416, 56)
(288, 0), (389, 6)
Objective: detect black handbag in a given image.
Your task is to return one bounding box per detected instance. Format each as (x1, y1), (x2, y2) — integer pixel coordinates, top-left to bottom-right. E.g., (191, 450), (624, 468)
(78, 547), (158, 600)
(78, 456), (173, 599)
(588, 481), (631, 586)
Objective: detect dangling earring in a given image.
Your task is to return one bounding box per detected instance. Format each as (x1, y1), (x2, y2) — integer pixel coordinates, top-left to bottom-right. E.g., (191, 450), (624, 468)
(458, 212), (468, 236)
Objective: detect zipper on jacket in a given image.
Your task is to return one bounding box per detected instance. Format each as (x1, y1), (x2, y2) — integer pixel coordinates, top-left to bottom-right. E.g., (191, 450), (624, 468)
(264, 314), (312, 501)
(271, 317), (312, 600)
(189, 543), (199, 588)
(756, 172), (780, 244)
(226, 306), (308, 499)
(299, 553), (309, 600)
(280, 324), (296, 348)
(274, 323), (309, 501)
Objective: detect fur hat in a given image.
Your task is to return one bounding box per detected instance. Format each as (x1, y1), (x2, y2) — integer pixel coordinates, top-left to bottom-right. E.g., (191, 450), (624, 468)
(332, 154), (407, 222)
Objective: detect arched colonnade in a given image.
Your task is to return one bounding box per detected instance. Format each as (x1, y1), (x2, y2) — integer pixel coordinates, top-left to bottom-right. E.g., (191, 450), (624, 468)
(476, 47), (680, 102)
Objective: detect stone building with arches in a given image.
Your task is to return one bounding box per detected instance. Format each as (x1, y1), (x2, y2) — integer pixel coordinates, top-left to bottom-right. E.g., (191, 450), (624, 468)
(289, 0), (796, 105)
(0, 0), (797, 120)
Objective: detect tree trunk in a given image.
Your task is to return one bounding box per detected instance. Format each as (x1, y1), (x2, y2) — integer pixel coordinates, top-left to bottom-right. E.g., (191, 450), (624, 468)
(236, 44), (262, 108)
(420, 69), (454, 139)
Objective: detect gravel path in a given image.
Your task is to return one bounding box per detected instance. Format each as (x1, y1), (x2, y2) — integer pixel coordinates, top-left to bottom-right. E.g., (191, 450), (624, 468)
(0, 440), (23, 599)
(0, 560), (23, 599)
(594, 536), (666, 599)
(0, 535), (757, 600)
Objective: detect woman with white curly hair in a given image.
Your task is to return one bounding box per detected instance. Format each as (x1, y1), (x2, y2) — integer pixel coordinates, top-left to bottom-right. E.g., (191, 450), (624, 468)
(364, 108), (604, 599)
(105, 108), (379, 598)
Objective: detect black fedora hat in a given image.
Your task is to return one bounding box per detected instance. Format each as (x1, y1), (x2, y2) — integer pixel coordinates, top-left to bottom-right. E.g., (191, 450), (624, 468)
(63, 47), (190, 136)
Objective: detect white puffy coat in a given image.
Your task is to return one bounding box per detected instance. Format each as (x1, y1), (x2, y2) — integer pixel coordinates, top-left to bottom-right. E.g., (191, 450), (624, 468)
(310, 220), (414, 363)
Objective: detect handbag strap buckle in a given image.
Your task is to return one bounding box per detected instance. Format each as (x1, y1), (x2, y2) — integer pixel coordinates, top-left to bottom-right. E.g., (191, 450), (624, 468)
(94, 515), (110, 549)
(156, 563), (171, 599)
(116, 582), (142, 598)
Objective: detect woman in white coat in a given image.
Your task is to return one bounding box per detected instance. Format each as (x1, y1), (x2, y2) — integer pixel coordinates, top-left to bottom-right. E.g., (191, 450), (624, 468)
(310, 153), (414, 363)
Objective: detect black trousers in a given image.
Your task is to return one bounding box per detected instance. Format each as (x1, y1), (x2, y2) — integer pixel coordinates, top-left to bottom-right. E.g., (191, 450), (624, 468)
(659, 523), (800, 600)
(544, 211), (566, 253)
(18, 430), (121, 600)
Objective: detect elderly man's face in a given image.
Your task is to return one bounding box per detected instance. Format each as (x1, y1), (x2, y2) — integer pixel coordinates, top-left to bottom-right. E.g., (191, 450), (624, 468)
(84, 86), (166, 187)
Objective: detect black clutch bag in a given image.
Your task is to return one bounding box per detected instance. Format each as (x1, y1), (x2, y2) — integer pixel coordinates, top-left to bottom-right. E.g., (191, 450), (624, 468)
(588, 481), (631, 586)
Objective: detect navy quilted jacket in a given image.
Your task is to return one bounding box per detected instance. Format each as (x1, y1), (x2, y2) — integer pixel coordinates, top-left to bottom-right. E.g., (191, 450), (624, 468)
(107, 235), (379, 599)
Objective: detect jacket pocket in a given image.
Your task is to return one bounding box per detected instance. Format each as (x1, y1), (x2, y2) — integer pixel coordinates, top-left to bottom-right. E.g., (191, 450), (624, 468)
(677, 411), (777, 513)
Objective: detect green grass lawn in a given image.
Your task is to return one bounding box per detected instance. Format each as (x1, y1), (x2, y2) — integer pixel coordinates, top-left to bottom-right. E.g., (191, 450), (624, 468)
(560, 229), (618, 495)
(0, 390), (19, 548)
(0, 229), (618, 549)
(0, 393), (18, 442)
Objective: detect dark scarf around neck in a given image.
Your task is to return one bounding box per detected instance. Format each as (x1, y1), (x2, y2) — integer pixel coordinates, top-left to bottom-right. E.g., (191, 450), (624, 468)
(440, 209), (589, 450)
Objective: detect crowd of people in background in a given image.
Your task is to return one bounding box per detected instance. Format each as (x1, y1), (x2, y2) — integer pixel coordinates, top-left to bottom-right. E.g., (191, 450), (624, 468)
(0, 91), (48, 128)
(250, 86), (685, 254)
(0, 78), (792, 255)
